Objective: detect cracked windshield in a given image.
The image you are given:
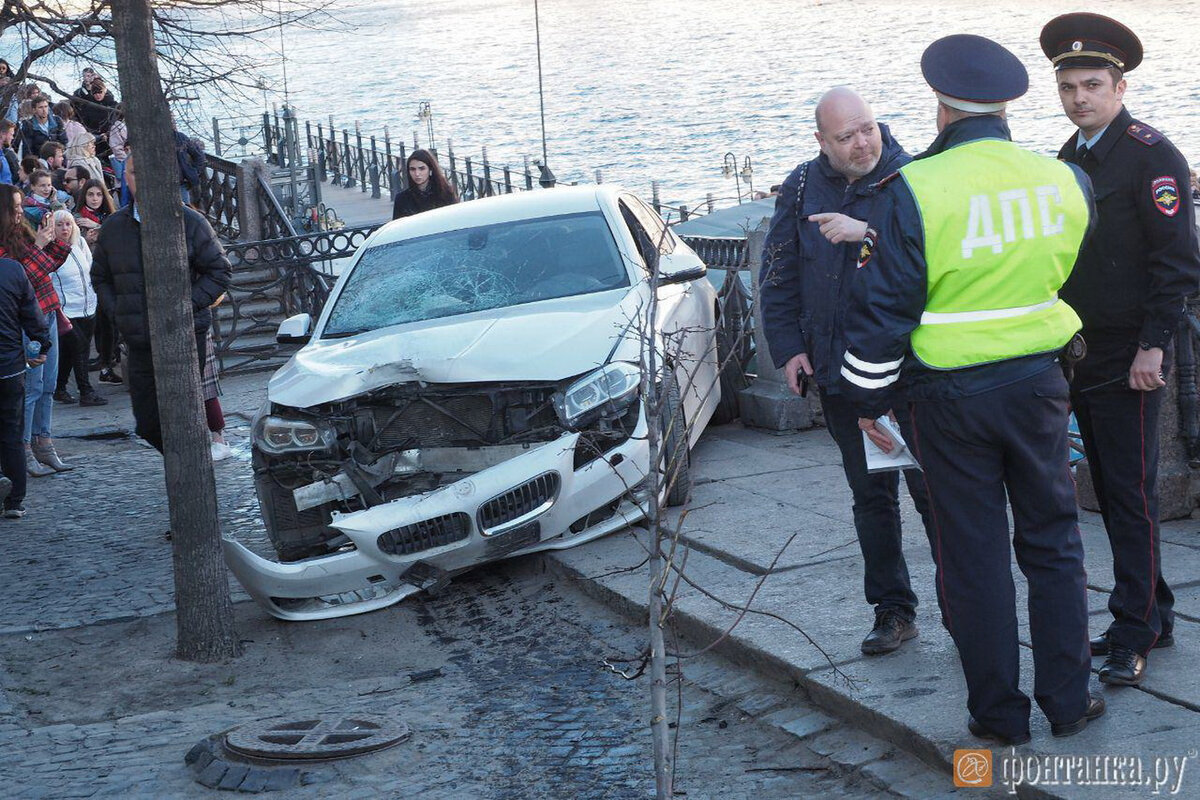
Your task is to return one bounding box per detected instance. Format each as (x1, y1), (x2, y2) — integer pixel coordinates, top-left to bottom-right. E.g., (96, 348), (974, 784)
(324, 212), (629, 337)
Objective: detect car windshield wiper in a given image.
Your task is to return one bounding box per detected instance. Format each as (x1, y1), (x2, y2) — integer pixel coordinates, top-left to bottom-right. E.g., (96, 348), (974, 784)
(322, 328), (372, 339)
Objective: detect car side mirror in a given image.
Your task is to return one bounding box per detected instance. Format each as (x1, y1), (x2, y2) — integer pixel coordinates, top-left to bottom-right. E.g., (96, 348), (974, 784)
(658, 252), (707, 285)
(276, 313), (312, 344)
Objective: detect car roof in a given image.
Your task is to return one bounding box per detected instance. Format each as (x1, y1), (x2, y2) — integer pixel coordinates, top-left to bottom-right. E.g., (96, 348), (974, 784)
(367, 184), (633, 247)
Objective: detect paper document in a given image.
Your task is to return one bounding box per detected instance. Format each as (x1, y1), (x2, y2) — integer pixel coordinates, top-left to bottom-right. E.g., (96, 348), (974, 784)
(862, 415), (921, 473)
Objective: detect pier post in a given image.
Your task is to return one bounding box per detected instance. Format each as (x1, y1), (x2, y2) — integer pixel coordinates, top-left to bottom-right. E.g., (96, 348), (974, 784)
(383, 126), (394, 197)
(342, 127), (354, 188)
(211, 118), (221, 157)
(482, 146), (492, 196)
(679, 204), (689, 222)
(235, 158), (267, 243)
(355, 121), (367, 193)
(369, 134), (381, 199)
(316, 123), (327, 182)
(465, 156), (475, 200)
(651, 181), (661, 213)
(503, 165), (512, 194)
(707, 193), (715, 213)
(738, 222), (815, 431)
(262, 112), (274, 164)
(595, 169), (603, 184)
(523, 154), (533, 190)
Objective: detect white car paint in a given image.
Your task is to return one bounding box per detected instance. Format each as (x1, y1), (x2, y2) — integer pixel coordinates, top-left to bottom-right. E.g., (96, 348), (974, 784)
(224, 185), (721, 620)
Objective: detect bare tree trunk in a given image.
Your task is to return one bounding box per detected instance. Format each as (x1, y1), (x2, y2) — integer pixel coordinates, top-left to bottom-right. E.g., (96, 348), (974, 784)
(643, 264), (673, 799)
(111, 0), (240, 663)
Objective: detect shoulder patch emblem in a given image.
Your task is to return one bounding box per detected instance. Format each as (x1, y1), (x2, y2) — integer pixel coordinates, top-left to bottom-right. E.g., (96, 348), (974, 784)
(1152, 176), (1180, 217)
(1126, 122), (1163, 146)
(858, 228), (877, 269)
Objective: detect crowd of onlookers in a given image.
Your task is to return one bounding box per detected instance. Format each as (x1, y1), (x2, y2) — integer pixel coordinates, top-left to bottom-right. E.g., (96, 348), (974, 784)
(0, 64), (231, 521)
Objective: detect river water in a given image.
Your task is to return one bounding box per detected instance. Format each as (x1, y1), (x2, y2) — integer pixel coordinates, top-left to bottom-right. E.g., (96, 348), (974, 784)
(185, 0), (1200, 209)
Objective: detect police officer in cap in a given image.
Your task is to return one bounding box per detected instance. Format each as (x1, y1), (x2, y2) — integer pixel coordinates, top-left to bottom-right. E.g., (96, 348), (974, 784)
(1041, 13), (1200, 687)
(840, 34), (1102, 745)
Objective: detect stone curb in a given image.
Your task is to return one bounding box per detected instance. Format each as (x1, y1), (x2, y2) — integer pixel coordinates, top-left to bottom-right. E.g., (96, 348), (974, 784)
(542, 549), (1062, 800)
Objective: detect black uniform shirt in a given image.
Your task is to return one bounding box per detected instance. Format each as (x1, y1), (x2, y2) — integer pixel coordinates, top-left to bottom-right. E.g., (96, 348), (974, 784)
(1058, 107), (1200, 382)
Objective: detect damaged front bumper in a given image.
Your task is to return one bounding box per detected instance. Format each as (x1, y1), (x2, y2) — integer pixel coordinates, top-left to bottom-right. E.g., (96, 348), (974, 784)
(223, 409), (650, 621)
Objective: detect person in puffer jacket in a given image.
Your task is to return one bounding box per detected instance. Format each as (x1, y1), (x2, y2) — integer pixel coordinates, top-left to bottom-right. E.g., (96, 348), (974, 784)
(49, 210), (105, 407)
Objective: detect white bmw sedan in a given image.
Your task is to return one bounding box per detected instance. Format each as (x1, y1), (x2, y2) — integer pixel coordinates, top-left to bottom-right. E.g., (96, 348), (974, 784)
(223, 185), (723, 620)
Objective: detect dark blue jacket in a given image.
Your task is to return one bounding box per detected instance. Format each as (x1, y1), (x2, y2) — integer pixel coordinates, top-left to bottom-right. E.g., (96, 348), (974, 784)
(840, 115), (1095, 419)
(760, 122), (909, 393)
(0, 257), (50, 378)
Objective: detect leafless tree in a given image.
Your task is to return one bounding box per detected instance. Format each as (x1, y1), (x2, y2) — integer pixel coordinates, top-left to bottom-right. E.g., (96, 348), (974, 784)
(0, 0), (333, 661)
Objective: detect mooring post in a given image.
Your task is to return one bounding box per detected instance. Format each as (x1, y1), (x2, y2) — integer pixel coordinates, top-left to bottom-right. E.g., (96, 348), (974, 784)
(355, 121), (367, 193)
(481, 146), (492, 196)
(342, 126), (354, 187)
(369, 134), (381, 199)
(651, 181), (661, 213)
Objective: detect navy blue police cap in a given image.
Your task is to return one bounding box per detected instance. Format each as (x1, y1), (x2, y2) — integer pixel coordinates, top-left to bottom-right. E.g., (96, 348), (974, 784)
(921, 34), (1029, 113)
(1040, 13), (1142, 73)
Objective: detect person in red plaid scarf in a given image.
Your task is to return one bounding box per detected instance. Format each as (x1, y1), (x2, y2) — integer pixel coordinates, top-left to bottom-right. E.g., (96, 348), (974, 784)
(0, 184), (72, 477)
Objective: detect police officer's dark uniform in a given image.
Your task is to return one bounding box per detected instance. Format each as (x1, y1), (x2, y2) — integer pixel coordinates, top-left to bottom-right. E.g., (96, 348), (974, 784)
(840, 35), (1103, 745)
(1041, 13), (1200, 686)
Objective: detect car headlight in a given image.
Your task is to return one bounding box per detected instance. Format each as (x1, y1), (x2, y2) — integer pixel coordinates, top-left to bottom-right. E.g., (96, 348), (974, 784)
(554, 362), (642, 428)
(254, 415), (337, 454)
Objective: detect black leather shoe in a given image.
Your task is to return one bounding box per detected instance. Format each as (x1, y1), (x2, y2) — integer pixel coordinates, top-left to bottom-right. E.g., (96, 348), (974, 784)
(1099, 645), (1146, 686)
(861, 610), (918, 655)
(53, 389), (76, 403)
(1051, 694), (1106, 737)
(1090, 631), (1174, 657)
(967, 717), (1031, 746)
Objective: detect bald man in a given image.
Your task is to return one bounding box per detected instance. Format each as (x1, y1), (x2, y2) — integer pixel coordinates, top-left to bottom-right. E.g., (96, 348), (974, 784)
(761, 88), (931, 655)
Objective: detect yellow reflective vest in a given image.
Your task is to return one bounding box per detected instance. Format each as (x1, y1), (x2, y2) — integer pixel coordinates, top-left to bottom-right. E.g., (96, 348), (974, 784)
(901, 139), (1088, 369)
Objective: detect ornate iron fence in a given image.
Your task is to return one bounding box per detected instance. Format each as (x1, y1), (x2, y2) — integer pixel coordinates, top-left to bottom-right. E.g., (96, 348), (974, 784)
(195, 154), (241, 240)
(678, 236), (746, 269)
(305, 120), (534, 203)
(213, 224), (381, 373)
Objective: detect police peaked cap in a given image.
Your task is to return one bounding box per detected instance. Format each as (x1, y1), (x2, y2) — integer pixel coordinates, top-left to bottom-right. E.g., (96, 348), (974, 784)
(1040, 13), (1143, 73)
(921, 34), (1029, 113)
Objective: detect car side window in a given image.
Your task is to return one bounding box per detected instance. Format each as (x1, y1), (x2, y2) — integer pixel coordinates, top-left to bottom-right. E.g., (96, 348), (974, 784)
(618, 200), (658, 268)
(628, 197), (676, 255)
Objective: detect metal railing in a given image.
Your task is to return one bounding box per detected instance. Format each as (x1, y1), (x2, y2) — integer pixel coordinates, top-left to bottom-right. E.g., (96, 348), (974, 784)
(678, 236), (747, 269)
(213, 224), (380, 373)
(195, 154), (241, 240)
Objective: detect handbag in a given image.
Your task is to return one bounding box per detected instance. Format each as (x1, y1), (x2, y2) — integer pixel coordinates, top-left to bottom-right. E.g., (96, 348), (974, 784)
(56, 308), (73, 336)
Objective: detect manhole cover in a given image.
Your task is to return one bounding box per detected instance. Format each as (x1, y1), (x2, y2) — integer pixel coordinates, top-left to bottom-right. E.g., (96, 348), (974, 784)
(224, 715), (410, 761)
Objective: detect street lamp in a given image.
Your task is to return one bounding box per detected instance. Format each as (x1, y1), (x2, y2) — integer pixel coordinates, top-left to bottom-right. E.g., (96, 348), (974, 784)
(417, 101), (434, 150)
(740, 156), (754, 199)
(722, 152), (743, 204)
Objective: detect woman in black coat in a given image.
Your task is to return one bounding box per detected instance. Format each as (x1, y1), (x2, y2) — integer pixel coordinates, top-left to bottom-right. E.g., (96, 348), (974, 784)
(391, 149), (458, 220)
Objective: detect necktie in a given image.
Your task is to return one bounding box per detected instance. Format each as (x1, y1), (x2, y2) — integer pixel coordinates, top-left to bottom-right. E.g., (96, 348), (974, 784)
(1076, 143), (1090, 162)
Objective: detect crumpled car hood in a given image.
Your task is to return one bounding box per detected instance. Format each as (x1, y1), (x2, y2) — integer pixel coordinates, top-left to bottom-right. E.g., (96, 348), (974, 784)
(269, 287), (645, 408)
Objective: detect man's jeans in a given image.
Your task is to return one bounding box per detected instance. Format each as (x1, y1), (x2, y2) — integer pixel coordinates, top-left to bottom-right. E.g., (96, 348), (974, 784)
(819, 388), (929, 621)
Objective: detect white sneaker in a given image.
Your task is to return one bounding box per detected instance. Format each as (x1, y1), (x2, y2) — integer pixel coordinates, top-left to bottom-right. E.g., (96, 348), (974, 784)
(210, 441), (234, 461)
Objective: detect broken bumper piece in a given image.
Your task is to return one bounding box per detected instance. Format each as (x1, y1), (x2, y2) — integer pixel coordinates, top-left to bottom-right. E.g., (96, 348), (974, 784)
(224, 413), (650, 621)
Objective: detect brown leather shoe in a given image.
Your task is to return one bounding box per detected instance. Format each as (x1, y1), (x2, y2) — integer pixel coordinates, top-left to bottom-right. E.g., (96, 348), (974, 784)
(861, 610), (918, 655)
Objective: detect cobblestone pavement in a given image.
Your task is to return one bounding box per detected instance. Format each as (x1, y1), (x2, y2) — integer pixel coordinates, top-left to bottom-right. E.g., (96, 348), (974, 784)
(0, 433), (955, 798)
(0, 432), (261, 635)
